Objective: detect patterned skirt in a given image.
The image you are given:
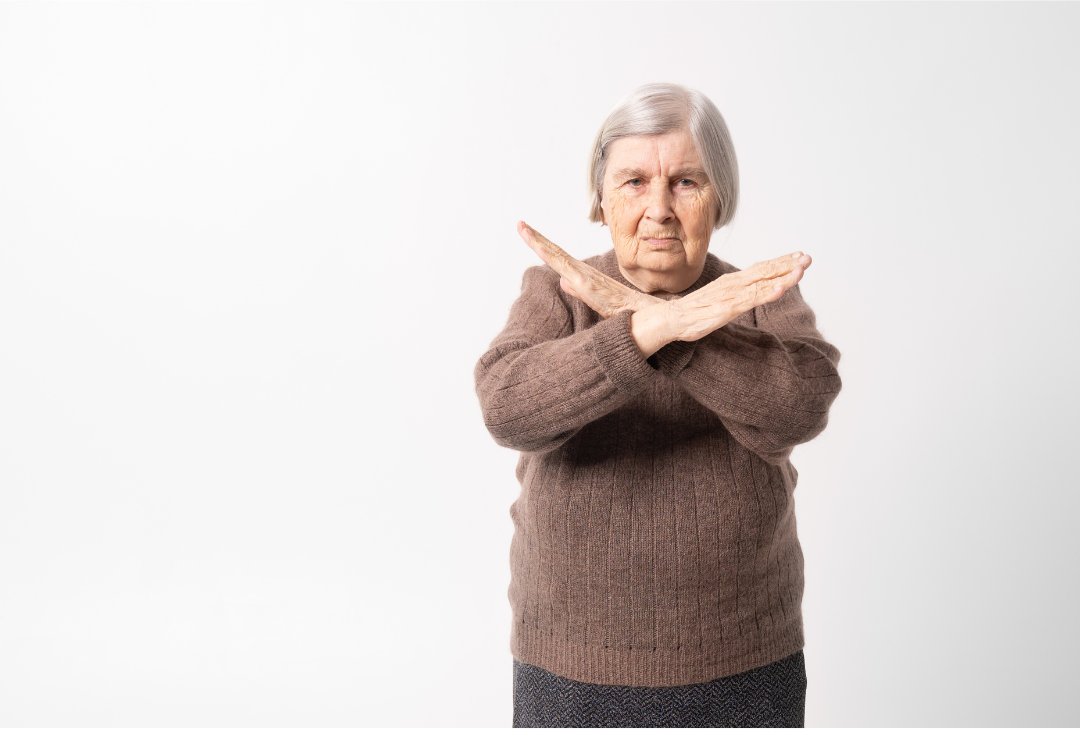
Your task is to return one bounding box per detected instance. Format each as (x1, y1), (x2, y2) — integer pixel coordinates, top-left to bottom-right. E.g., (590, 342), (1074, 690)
(513, 650), (806, 728)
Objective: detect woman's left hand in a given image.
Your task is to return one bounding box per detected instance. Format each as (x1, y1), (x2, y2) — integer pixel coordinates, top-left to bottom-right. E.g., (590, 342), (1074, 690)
(517, 221), (664, 318)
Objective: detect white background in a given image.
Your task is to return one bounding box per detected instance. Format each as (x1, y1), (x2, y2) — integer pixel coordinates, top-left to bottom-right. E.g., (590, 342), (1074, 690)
(1, 2), (1078, 726)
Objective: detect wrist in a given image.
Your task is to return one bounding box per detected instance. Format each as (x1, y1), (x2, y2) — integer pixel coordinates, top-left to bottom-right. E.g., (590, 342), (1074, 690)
(664, 298), (711, 342)
(629, 302), (677, 359)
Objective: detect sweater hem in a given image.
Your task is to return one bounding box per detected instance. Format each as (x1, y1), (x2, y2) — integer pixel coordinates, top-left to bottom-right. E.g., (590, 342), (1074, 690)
(510, 616), (805, 688)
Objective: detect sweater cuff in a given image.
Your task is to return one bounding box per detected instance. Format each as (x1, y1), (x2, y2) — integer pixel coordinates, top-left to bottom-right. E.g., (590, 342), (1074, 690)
(590, 309), (655, 392)
(652, 339), (697, 379)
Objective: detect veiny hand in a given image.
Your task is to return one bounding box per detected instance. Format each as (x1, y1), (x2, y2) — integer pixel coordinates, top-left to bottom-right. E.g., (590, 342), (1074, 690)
(516, 220), (813, 354)
(517, 221), (665, 318)
(670, 252), (812, 341)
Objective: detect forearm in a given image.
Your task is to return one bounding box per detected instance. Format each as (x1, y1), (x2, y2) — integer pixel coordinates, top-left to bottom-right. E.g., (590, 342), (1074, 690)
(678, 324), (841, 433)
(476, 310), (656, 453)
(656, 285), (843, 463)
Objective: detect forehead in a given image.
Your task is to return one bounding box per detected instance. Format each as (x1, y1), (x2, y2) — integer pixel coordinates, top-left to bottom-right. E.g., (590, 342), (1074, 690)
(604, 129), (703, 178)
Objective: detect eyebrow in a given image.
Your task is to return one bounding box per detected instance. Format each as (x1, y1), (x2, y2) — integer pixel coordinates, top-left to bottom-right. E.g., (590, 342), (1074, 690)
(668, 168), (708, 179)
(610, 167), (708, 180)
(610, 167), (649, 180)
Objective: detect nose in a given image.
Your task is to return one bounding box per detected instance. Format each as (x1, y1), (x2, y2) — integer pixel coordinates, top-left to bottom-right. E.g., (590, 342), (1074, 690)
(643, 183), (675, 225)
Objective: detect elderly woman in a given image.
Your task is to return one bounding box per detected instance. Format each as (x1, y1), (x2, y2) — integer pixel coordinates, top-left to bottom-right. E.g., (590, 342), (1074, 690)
(474, 83), (842, 728)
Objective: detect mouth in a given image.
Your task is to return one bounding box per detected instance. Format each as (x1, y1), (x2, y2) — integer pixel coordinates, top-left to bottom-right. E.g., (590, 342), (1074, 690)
(641, 237), (680, 249)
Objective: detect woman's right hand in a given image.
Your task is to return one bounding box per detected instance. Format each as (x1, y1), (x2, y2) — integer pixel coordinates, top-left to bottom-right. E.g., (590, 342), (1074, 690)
(517, 221), (664, 318)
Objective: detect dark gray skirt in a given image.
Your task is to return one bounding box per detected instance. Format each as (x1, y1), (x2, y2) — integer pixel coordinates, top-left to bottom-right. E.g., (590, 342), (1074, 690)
(513, 650), (806, 728)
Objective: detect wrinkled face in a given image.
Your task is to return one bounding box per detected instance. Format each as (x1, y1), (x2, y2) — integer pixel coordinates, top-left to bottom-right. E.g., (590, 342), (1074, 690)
(600, 128), (717, 295)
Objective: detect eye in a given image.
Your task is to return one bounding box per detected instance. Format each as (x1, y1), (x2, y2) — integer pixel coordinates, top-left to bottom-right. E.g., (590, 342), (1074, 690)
(677, 178), (696, 187)
(626, 178), (643, 188)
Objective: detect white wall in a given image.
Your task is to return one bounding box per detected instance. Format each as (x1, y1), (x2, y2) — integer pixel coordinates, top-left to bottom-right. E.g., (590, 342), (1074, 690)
(1, 2), (1078, 726)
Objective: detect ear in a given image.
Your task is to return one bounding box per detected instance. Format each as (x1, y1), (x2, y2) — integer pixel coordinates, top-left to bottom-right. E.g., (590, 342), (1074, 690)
(598, 195), (607, 226)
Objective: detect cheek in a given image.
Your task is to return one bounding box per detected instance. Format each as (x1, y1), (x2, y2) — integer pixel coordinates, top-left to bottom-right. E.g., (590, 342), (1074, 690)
(607, 193), (637, 237)
(672, 201), (712, 261)
(681, 192), (717, 236)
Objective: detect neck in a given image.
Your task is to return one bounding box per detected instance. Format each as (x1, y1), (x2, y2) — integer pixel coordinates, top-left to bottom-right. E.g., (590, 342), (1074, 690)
(617, 263), (702, 298)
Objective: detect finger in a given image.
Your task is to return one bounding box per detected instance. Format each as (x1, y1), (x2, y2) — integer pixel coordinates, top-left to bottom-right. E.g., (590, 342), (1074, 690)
(750, 252), (807, 281)
(758, 264), (806, 303)
(520, 223), (599, 292)
(517, 221), (550, 264)
(528, 227), (608, 291)
(518, 222), (578, 274)
(522, 222), (636, 296)
(520, 223), (668, 314)
(737, 251), (812, 283)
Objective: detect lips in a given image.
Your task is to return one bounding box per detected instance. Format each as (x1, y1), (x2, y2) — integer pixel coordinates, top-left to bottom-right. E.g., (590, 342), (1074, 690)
(642, 237), (679, 248)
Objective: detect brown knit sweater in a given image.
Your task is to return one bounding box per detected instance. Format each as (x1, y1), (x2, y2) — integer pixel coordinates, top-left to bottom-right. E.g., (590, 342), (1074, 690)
(474, 247), (842, 687)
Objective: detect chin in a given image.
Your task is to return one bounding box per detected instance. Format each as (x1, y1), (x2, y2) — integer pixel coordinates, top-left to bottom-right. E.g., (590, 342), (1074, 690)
(639, 252), (685, 269)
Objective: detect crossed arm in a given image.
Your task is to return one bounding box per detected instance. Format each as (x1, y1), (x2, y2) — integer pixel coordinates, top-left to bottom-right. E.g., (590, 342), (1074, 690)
(516, 221), (813, 358)
(475, 224), (842, 463)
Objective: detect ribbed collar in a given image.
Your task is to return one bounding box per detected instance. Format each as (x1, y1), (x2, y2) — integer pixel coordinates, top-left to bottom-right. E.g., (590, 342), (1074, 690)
(592, 248), (726, 300)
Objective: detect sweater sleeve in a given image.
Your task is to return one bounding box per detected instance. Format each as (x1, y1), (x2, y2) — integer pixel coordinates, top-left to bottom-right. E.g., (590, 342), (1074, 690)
(474, 265), (656, 454)
(651, 282), (842, 465)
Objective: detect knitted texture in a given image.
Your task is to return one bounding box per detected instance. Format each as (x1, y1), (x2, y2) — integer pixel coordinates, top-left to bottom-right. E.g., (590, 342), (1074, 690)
(513, 649), (806, 727)
(475, 248), (842, 687)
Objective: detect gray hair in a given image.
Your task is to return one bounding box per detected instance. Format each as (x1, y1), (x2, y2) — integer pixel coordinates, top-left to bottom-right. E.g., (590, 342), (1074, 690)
(587, 82), (739, 229)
